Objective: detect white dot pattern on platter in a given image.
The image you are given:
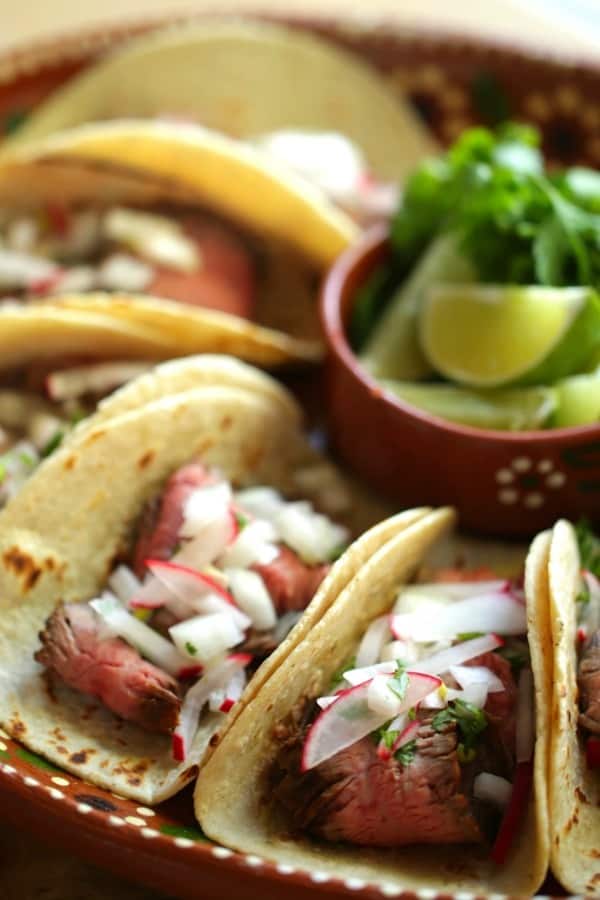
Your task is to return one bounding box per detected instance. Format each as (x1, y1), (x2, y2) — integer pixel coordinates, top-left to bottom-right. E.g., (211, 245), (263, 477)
(51, 776), (70, 787)
(537, 459), (553, 473)
(498, 489), (518, 505)
(212, 847), (233, 860)
(77, 803), (92, 814)
(141, 828), (159, 839)
(1, 764), (16, 775)
(276, 864), (296, 875)
(108, 816), (125, 827)
(24, 776), (39, 787)
(495, 469), (514, 484)
(125, 816), (146, 827)
(310, 872), (330, 884)
(512, 457), (532, 472)
(524, 492), (544, 509)
(380, 885), (403, 898)
(245, 855), (263, 867)
(136, 807), (155, 817)
(345, 878), (367, 890)
(415, 890), (438, 900)
(48, 787), (64, 799)
(174, 837), (194, 849)
(454, 893), (475, 900)
(546, 472), (566, 488)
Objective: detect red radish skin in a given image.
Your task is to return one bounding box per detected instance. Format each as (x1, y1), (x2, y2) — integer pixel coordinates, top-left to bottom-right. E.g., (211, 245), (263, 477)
(172, 732), (186, 763)
(46, 203), (71, 235)
(146, 558), (236, 606)
(391, 720), (420, 755)
(178, 665), (204, 680)
(31, 271), (64, 296)
(219, 698), (236, 713)
(490, 761), (533, 865)
(587, 737), (600, 769)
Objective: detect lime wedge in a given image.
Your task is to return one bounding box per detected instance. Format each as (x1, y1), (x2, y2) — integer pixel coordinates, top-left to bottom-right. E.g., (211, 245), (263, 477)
(419, 284), (600, 388)
(360, 234), (475, 380)
(381, 381), (557, 431)
(554, 370), (600, 427)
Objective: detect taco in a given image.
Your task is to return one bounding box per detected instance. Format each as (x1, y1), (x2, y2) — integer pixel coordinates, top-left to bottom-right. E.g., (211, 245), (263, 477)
(0, 365), (417, 804)
(7, 19), (436, 222)
(547, 519), (600, 896)
(196, 509), (551, 895)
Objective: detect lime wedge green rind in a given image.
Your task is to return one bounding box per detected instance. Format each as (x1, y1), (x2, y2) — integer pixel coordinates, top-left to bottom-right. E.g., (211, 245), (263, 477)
(360, 234), (475, 380)
(381, 381), (557, 431)
(554, 371), (600, 427)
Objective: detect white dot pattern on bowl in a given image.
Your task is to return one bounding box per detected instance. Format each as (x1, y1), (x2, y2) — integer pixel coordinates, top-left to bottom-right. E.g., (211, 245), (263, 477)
(24, 776), (39, 787)
(125, 815), (146, 827)
(51, 776), (70, 787)
(498, 488), (518, 505)
(276, 864), (296, 875)
(245, 855), (263, 867)
(310, 872), (330, 884)
(546, 471), (566, 488)
(48, 787), (64, 800)
(380, 885), (403, 898)
(77, 803), (93, 814)
(495, 468), (514, 484)
(537, 459), (553, 473)
(211, 847), (233, 860)
(136, 806), (155, 817)
(108, 816), (125, 827)
(141, 828), (159, 839)
(524, 492), (544, 509)
(174, 837), (194, 849)
(512, 457), (532, 472)
(0, 741), (7, 752)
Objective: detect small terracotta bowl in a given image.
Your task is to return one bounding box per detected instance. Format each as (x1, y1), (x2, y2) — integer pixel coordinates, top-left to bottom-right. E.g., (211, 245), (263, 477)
(320, 225), (600, 539)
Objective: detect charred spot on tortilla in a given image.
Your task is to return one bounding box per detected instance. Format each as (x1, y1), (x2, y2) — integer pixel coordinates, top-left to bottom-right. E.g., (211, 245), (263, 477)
(8, 714), (26, 738)
(575, 786), (590, 805)
(137, 450), (155, 470)
(74, 793), (117, 813)
(220, 415), (233, 431)
(180, 764), (199, 781)
(3, 546), (42, 591)
(83, 429), (107, 447)
(63, 454), (77, 471)
(69, 749), (94, 765)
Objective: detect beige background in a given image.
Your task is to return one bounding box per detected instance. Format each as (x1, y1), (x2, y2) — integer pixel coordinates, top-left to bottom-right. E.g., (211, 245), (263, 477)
(1, 0), (599, 57)
(0, 1), (598, 897)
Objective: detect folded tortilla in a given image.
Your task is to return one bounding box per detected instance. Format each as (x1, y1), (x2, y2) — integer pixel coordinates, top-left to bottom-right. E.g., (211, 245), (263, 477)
(547, 520), (600, 897)
(196, 509), (551, 895)
(0, 364), (415, 804)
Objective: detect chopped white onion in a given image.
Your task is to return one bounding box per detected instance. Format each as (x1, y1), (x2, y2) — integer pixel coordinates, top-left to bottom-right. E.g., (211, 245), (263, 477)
(103, 207), (200, 272)
(395, 581), (509, 611)
(275, 501), (348, 565)
(173, 514), (236, 570)
(169, 612), (243, 665)
(226, 568), (277, 630)
(46, 362), (153, 401)
(449, 665), (504, 694)
(343, 660), (397, 686)
(367, 674), (404, 718)
(52, 265), (97, 293)
(0, 248), (59, 289)
(408, 633), (504, 677)
(316, 695), (339, 710)
(473, 773), (513, 808)
(218, 520), (279, 569)
(446, 682), (489, 709)
(391, 594), (526, 642)
(355, 615), (391, 668)
(97, 253), (153, 292)
(180, 483), (233, 539)
(108, 565), (143, 606)
(380, 639), (419, 664)
(6, 217), (38, 253)
(234, 487), (284, 522)
(90, 592), (186, 676)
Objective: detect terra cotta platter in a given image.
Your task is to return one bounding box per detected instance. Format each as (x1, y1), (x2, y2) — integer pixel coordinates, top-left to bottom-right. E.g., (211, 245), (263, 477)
(0, 10), (597, 900)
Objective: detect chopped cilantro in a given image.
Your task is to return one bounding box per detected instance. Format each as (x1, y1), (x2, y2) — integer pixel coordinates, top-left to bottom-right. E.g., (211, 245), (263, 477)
(373, 726), (399, 751)
(41, 430), (64, 458)
(330, 656), (355, 691)
(0, 461), (5, 484)
(387, 668), (409, 702)
(18, 450), (36, 468)
(185, 641), (197, 656)
(498, 640), (529, 674)
(576, 519), (600, 578)
(432, 698), (487, 760)
(234, 510), (250, 530)
(395, 739), (416, 767)
(328, 543), (348, 563)
(407, 707), (417, 721)
(456, 631), (485, 641)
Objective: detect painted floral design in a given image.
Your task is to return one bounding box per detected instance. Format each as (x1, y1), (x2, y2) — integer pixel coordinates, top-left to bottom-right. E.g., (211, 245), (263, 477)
(495, 456), (567, 509)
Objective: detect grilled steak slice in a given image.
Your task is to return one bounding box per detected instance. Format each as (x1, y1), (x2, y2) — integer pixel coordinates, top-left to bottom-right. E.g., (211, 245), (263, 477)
(133, 462), (210, 576)
(274, 712), (484, 846)
(472, 651), (517, 760)
(254, 546), (329, 614)
(35, 604), (180, 734)
(579, 629), (600, 735)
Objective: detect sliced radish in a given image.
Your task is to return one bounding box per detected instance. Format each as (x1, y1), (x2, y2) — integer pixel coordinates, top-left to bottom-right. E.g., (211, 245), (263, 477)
(380, 639), (418, 664)
(355, 615), (391, 668)
(376, 712), (409, 760)
(516, 667), (534, 763)
(316, 695), (339, 710)
(343, 660), (397, 686)
(173, 514), (235, 570)
(225, 568), (277, 630)
(581, 571), (600, 635)
(187, 592), (251, 631)
(447, 683), (489, 709)
(179, 482), (233, 539)
(303, 671), (441, 771)
(108, 566), (143, 606)
(474, 773), (512, 808)
(367, 673), (405, 718)
(449, 665), (504, 694)
(90, 592), (186, 676)
(209, 666), (247, 713)
(172, 654), (250, 761)
(490, 761), (533, 864)
(391, 719), (420, 754)
(46, 362), (153, 401)
(410, 633), (504, 677)
(169, 612), (244, 664)
(147, 559), (235, 606)
(395, 580), (509, 610)
(391, 594), (525, 642)
(128, 574), (171, 610)
(219, 520), (279, 569)
(0, 247), (59, 290)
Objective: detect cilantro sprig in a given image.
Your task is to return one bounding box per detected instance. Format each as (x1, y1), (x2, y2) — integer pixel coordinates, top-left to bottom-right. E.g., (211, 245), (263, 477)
(432, 698), (487, 763)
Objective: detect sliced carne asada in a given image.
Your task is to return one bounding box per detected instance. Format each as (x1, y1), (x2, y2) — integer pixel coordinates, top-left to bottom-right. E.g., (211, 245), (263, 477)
(133, 462), (211, 576)
(35, 603), (180, 734)
(274, 711), (486, 846)
(253, 545), (330, 614)
(578, 629), (600, 736)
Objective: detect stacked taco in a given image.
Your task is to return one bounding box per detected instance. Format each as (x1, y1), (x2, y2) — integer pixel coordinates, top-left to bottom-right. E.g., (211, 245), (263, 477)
(0, 356), (405, 803)
(197, 509), (552, 895)
(0, 119), (357, 505)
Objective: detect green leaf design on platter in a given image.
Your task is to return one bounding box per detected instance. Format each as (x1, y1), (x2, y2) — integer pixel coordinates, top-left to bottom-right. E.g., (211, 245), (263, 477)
(16, 747), (63, 772)
(159, 824), (210, 843)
